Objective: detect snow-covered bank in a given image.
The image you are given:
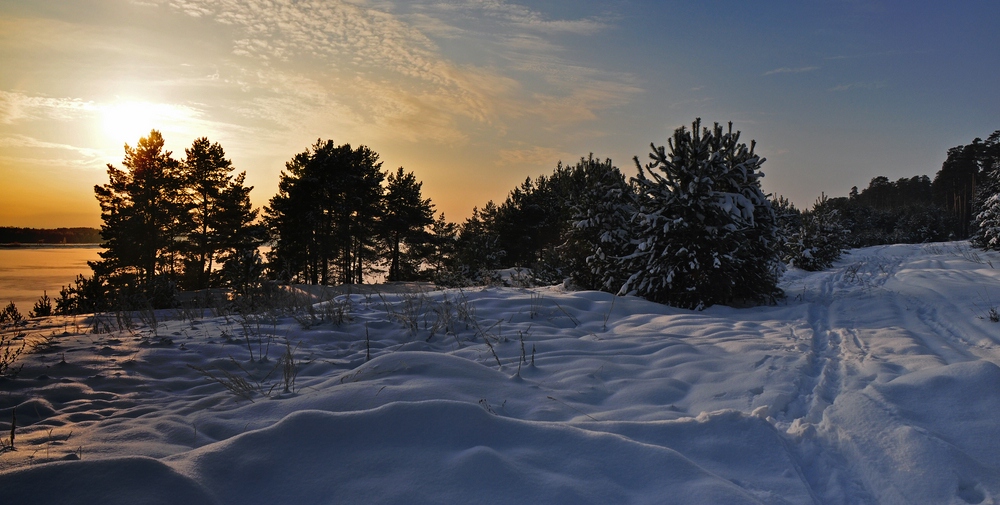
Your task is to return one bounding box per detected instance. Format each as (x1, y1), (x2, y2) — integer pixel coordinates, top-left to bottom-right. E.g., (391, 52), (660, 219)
(3, 242), (1000, 504)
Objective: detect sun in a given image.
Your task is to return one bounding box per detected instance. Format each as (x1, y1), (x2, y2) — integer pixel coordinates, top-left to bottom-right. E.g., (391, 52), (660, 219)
(100, 100), (196, 146)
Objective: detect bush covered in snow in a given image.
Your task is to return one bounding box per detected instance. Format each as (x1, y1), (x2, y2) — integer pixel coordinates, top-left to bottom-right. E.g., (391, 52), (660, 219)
(784, 196), (849, 271)
(619, 119), (783, 309)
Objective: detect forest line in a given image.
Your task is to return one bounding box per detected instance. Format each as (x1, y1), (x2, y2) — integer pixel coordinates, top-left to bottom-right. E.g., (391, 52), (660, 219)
(26, 121), (1000, 316)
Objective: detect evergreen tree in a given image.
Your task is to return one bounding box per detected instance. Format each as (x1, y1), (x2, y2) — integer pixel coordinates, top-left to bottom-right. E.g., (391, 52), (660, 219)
(933, 140), (985, 237)
(452, 154), (634, 287)
(556, 156), (636, 291)
(383, 167), (434, 281)
(427, 213), (458, 280)
(786, 195), (849, 271)
(92, 130), (186, 307)
(453, 202), (506, 281)
(970, 131), (1000, 249)
(265, 140), (385, 285)
(180, 137), (259, 290)
(620, 119), (781, 309)
(974, 193), (1000, 250)
(771, 195), (802, 267)
(215, 171), (265, 286)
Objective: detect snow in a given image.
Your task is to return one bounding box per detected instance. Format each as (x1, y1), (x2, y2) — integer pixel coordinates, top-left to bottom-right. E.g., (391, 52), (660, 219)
(3, 241), (1000, 504)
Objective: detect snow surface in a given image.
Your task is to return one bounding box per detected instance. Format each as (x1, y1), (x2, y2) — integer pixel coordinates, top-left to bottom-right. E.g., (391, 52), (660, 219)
(3, 242), (1000, 504)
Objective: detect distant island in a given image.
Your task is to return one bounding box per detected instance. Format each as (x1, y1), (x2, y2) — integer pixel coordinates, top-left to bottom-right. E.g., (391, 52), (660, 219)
(0, 227), (102, 244)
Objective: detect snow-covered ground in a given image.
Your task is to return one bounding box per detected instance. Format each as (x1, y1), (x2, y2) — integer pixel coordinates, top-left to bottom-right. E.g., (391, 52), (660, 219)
(3, 242), (1000, 504)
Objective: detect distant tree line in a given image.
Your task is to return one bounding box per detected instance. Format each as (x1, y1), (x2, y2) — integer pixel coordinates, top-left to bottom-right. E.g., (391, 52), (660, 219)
(0, 227), (101, 244)
(45, 123), (1000, 316)
(766, 129), (1000, 272)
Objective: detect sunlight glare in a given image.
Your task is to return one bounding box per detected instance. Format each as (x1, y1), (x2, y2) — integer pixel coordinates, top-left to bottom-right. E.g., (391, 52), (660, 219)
(100, 100), (198, 146)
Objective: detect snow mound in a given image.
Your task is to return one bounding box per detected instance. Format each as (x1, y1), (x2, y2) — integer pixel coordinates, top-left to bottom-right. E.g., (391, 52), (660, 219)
(170, 401), (772, 505)
(0, 456), (217, 505)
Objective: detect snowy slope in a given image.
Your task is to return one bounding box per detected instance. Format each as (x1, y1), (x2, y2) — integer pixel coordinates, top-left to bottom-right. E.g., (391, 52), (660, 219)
(3, 242), (1000, 504)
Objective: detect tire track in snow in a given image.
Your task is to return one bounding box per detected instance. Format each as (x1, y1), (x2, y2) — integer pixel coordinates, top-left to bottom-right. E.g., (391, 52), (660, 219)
(802, 303), (843, 425)
(905, 294), (979, 365)
(781, 299), (881, 504)
(778, 303), (845, 426)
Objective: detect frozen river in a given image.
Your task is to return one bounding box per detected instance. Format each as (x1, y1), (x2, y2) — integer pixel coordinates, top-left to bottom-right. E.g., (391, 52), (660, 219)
(0, 245), (101, 313)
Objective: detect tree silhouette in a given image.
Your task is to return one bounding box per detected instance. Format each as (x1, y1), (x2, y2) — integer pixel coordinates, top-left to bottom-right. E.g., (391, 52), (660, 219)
(383, 167), (434, 281)
(933, 140), (984, 237)
(180, 137), (259, 290)
(92, 130), (186, 306)
(265, 140), (385, 285)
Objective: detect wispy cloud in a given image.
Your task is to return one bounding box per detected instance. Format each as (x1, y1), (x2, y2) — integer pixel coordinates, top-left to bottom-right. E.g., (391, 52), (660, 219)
(498, 145), (574, 167)
(0, 90), (97, 124)
(825, 51), (900, 60)
(0, 134), (108, 160)
(0, 133), (114, 172)
(153, 0), (639, 146)
(763, 66), (820, 76)
(455, 0), (611, 33)
(828, 81), (887, 92)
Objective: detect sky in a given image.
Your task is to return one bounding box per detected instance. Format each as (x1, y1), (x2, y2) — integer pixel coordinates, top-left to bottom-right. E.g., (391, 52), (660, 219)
(0, 0), (997, 228)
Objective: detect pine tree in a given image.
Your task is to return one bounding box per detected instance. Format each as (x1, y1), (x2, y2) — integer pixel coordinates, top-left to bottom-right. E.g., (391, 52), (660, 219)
(216, 171), (264, 287)
(556, 156), (636, 291)
(180, 137), (259, 290)
(92, 130), (187, 307)
(383, 167), (434, 281)
(265, 140), (385, 285)
(975, 193), (1000, 250)
(786, 195), (849, 271)
(620, 119), (781, 309)
(454, 202), (506, 281)
(970, 131), (1000, 249)
(427, 213), (458, 280)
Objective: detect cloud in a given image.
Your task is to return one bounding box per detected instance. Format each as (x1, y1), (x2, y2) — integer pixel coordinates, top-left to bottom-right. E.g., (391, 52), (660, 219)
(0, 154), (105, 172)
(0, 90), (97, 124)
(763, 66), (820, 76)
(147, 0), (640, 147)
(0, 133), (114, 172)
(497, 145), (574, 167)
(0, 134), (108, 160)
(457, 0), (610, 34)
(828, 81), (887, 92)
(825, 51), (900, 60)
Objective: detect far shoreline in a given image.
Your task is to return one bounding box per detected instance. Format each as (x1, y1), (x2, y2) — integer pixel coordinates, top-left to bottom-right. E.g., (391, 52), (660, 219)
(0, 243), (102, 249)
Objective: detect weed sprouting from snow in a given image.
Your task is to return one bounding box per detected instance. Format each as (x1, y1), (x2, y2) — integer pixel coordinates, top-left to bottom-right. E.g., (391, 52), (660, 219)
(0, 323), (26, 379)
(189, 361), (260, 402)
(529, 292), (542, 319)
(516, 327), (532, 377)
(951, 243), (987, 265)
(479, 398), (498, 415)
(602, 294), (617, 331)
(189, 353), (290, 402)
(280, 342), (298, 393)
(4, 408), (15, 452)
(295, 297), (353, 328)
(973, 292), (1000, 323)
